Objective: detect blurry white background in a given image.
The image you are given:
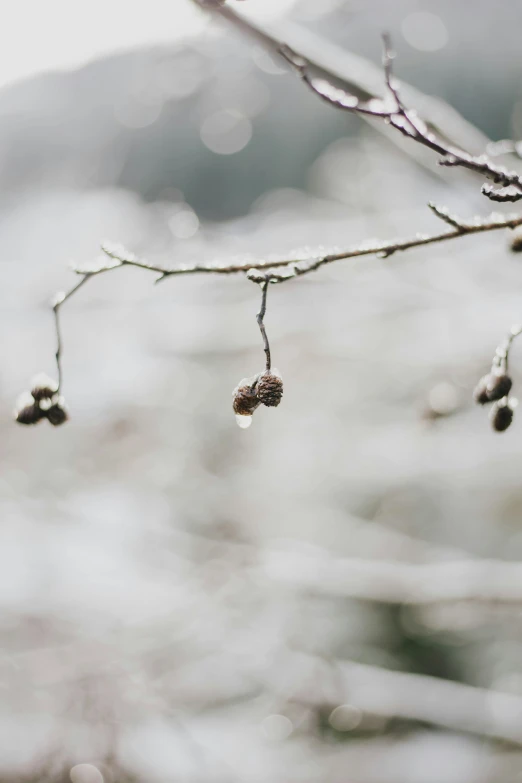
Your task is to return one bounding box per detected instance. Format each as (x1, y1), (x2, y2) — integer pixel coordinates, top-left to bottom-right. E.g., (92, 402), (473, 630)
(3, 2), (522, 782)
(1, 0), (299, 90)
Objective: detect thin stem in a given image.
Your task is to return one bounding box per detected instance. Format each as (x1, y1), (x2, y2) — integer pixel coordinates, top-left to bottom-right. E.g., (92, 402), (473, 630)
(256, 280), (271, 371)
(52, 275), (91, 391)
(51, 262), (121, 392)
(495, 323), (522, 374)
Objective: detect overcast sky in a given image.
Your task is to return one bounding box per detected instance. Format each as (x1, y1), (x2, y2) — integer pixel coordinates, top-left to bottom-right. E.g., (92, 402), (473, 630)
(2, 0), (298, 91)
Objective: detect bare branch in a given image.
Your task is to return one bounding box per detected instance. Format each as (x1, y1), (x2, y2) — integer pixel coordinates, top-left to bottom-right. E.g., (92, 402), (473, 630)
(293, 654), (522, 745)
(33, 202), (522, 398)
(263, 549), (522, 605)
(74, 207), (522, 288)
(280, 34), (522, 200)
(481, 184), (522, 202)
(190, 0), (493, 169)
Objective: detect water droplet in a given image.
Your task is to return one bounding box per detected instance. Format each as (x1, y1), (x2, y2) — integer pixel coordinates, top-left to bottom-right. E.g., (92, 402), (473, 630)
(236, 414), (253, 429)
(70, 765), (104, 783)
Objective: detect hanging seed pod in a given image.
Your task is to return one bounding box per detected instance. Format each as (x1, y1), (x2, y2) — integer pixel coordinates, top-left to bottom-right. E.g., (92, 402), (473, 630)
(490, 398), (515, 432)
(486, 370), (513, 401)
(473, 375), (492, 405)
(31, 373), (59, 402)
(232, 383), (260, 416)
(14, 393), (44, 426)
(510, 231), (522, 253)
(40, 395), (69, 426)
(232, 377), (261, 428)
(257, 370), (283, 407)
(45, 402), (69, 427)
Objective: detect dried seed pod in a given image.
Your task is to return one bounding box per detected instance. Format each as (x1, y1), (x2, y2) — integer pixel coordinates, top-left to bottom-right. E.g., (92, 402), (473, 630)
(43, 397), (69, 427)
(473, 375), (492, 405)
(486, 371), (513, 401)
(510, 232), (522, 253)
(232, 384), (260, 416)
(490, 399), (514, 432)
(257, 371), (283, 408)
(232, 376), (261, 429)
(15, 399), (44, 425)
(31, 373), (59, 402)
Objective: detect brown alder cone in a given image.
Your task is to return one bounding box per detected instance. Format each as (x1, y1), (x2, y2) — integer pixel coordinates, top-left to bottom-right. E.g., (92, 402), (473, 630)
(15, 402), (44, 425)
(45, 402), (69, 427)
(232, 384), (260, 416)
(257, 372), (283, 408)
(486, 371), (513, 401)
(490, 400), (514, 432)
(510, 232), (522, 253)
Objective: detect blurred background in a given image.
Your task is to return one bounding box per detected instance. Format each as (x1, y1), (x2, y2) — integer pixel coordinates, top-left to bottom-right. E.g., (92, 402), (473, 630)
(3, 0), (522, 780)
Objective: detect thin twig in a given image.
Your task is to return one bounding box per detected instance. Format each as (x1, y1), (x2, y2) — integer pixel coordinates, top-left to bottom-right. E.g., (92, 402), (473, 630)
(256, 280), (271, 371)
(52, 275), (91, 391)
(51, 264), (121, 391)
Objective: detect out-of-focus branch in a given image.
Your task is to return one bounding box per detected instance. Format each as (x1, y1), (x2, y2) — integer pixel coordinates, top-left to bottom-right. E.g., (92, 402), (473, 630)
(191, 0), (494, 178)
(293, 654), (522, 745)
(279, 37), (522, 202)
(263, 550), (522, 605)
(194, 3), (522, 199)
(74, 205), (522, 285)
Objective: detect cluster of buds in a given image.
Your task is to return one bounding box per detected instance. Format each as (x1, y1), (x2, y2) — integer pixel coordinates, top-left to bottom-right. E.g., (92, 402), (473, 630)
(232, 369), (283, 428)
(14, 374), (69, 428)
(474, 365), (517, 432)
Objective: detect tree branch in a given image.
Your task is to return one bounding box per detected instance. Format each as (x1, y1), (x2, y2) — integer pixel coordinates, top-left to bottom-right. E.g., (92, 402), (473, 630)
(73, 205), (522, 287)
(190, 0), (494, 172)
(263, 549), (522, 605)
(279, 37), (522, 200)
(293, 653), (522, 745)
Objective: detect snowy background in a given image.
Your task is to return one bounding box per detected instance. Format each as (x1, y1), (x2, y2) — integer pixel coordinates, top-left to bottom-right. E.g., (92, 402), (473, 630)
(3, 0), (522, 780)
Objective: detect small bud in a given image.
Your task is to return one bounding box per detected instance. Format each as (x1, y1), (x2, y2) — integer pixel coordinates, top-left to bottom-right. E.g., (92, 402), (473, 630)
(257, 370), (283, 408)
(15, 400), (44, 425)
(31, 373), (59, 402)
(486, 371), (513, 401)
(473, 375), (491, 405)
(42, 397), (69, 427)
(490, 398), (514, 432)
